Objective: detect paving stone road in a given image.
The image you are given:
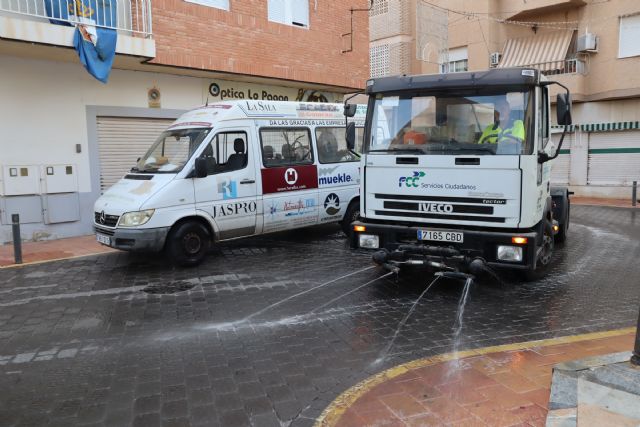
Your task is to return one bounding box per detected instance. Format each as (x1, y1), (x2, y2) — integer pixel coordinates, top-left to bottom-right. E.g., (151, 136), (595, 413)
(0, 205), (639, 427)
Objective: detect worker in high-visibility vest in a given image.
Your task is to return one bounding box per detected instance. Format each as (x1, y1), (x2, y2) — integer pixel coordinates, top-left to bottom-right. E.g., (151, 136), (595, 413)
(478, 98), (525, 144)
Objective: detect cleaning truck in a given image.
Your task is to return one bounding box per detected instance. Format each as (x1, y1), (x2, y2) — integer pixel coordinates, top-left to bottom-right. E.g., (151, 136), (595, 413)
(344, 68), (572, 279)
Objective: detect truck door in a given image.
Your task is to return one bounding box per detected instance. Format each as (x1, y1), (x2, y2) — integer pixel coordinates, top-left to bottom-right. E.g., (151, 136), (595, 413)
(194, 128), (258, 240)
(258, 127), (319, 232)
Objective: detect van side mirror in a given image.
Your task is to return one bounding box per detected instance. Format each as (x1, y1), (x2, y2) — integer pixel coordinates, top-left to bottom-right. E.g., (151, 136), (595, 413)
(194, 157), (208, 178)
(556, 93), (572, 126)
(344, 104), (357, 118)
(345, 122), (356, 150)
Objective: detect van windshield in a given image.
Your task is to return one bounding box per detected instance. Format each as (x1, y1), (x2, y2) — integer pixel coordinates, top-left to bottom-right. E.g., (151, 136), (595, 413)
(366, 90), (534, 155)
(134, 128), (212, 173)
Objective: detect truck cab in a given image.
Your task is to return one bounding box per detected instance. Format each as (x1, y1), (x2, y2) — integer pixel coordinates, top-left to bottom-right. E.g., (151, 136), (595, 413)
(347, 68), (572, 278)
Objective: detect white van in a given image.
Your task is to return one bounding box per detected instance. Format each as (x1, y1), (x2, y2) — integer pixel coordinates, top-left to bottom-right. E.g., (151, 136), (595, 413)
(93, 101), (365, 265)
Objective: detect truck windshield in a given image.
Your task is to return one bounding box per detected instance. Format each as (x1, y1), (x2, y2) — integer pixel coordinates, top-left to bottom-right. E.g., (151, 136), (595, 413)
(133, 128), (212, 173)
(367, 90), (533, 155)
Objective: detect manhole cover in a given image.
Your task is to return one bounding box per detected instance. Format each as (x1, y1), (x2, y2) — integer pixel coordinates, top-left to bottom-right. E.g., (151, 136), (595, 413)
(142, 281), (196, 294)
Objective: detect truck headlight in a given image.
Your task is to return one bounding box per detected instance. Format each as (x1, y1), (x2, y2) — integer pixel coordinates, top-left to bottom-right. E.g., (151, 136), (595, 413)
(497, 245), (523, 262)
(359, 234), (379, 249)
(119, 209), (155, 227)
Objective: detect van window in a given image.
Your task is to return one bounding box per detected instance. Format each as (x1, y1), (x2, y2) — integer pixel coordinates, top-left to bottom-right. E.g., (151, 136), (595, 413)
(315, 127), (359, 164)
(136, 128), (211, 173)
(260, 128), (314, 167)
(200, 131), (248, 174)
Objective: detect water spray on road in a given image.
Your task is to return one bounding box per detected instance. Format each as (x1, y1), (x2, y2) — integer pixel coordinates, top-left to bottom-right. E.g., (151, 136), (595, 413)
(447, 276), (473, 376)
(242, 265), (375, 322)
(309, 271), (395, 314)
(372, 275), (442, 367)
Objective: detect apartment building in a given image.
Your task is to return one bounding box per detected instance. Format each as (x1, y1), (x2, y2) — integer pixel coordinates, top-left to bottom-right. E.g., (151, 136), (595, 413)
(370, 0), (640, 198)
(0, 0), (369, 242)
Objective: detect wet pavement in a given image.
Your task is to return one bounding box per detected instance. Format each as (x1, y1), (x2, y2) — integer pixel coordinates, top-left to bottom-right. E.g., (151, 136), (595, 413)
(0, 205), (639, 427)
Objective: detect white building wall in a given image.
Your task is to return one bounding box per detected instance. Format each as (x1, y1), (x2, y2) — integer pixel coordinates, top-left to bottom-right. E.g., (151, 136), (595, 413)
(0, 55), (205, 194)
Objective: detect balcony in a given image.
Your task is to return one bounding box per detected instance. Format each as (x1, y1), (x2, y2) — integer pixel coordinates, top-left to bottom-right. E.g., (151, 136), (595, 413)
(500, 0), (586, 20)
(0, 0), (155, 57)
(530, 59), (587, 101)
(527, 58), (586, 76)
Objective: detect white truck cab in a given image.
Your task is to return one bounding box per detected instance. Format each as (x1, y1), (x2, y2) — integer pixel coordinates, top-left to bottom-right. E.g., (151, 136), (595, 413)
(94, 101), (365, 265)
(346, 68), (572, 279)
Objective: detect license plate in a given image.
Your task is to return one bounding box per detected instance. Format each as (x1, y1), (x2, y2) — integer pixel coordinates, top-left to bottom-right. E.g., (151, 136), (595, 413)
(417, 229), (464, 243)
(96, 233), (111, 245)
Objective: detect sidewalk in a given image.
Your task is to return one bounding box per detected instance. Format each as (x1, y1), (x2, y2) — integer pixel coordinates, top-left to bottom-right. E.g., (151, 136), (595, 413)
(571, 196), (638, 208)
(319, 329), (636, 427)
(0, 234), (115, 267)
(0, 197), (635, 268)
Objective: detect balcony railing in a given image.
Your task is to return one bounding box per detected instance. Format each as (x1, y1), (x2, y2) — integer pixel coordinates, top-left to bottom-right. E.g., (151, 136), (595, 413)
(0, 0), (152, 38)
(525, 58), (586, 76)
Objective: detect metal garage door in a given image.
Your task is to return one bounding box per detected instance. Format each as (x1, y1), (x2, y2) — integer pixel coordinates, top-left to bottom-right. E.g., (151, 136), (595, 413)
(550, 131), (573, 185)
(587, 130), (640, 185)
(97, 117), (175, 193)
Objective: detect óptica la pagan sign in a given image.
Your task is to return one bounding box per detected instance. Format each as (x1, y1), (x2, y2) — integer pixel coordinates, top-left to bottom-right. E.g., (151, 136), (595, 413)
(205, 80), (340, 103)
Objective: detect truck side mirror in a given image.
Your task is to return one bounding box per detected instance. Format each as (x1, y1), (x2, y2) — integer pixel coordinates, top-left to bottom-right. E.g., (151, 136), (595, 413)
(344, 104), (357, 118)
(194, 157), (208, 178)
(556, 93), (572, 126)
(345, 122), (356, 151)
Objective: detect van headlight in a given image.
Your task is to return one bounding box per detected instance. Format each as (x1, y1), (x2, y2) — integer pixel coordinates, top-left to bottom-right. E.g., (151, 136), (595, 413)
(119, 209), (155, 227)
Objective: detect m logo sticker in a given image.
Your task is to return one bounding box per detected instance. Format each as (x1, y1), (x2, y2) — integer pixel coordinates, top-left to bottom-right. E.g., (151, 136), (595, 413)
(284, 168), (298, 185)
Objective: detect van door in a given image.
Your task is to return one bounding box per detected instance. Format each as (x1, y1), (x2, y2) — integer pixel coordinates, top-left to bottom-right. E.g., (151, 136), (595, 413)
(194, 128), (258, 240)
(259, 127), (319, 233)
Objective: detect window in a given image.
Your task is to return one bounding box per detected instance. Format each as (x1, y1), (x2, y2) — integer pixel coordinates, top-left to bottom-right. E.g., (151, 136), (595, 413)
(260, 128), (313, 167)
(440, 46), (468, 74)
(200, 131), (248, 174)
(136, 128), (211, 173)
(315, 128), (360, 164)
(268, 0), (309, 28)
(619, 14), (640, 58)
(184, 0), (229, 10)
(367, 90), (534, 156)
(539, 87), (549, 148)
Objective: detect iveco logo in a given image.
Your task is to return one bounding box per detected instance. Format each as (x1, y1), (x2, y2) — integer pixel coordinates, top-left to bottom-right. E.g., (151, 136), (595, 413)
(419, 203), (453, 213)
(99, 210), (106, 224)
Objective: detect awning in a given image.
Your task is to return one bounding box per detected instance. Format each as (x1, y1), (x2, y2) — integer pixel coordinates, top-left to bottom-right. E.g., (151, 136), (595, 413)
(498, 30), (574, 71)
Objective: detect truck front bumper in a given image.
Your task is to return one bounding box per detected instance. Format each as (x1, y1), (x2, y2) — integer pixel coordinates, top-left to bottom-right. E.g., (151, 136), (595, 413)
(94, 225), (170, 252)
(350, 221), (538, 271)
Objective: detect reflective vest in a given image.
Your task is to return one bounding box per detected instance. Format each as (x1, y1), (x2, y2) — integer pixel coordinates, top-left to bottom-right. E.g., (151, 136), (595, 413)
(478, 120), (525, 144)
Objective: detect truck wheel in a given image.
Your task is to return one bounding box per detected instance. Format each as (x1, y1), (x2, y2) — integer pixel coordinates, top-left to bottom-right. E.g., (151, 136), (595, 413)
(341, 200), (360, 236)
(555, 202), (569, 243)
(166, 221), (211, 267)
(523, 219), (554, 281)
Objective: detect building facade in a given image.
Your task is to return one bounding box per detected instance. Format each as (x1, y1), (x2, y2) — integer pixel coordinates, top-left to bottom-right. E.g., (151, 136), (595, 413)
(370, 0), (640, 199)
(0, 0), (369, 243)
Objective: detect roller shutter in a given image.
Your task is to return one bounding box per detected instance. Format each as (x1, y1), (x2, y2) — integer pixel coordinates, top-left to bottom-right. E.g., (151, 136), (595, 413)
(550, 132), (572, 185)
(587, 130), (640, 185)
(97, 117), (175, 193)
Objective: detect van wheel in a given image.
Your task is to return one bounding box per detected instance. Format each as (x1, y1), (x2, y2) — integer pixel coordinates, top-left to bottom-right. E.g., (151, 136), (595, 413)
(166, 221), (211, 267)
(341, 200), (360, 236)
(523, 219), (554, 281)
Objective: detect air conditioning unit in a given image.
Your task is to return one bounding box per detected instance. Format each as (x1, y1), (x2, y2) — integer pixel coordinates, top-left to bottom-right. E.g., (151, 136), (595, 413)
(577, 33), (598, 52)
(490, 52), (502, 67)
